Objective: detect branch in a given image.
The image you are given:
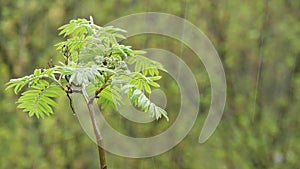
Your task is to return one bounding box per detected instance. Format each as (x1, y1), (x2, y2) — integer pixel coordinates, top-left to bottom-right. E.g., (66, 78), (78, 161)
(70, 89), (82, 93)
(82, 84), (107, 169)
(88, 84), (108, 104)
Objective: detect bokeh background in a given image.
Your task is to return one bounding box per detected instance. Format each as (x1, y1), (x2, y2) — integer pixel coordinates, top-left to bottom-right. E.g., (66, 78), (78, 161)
(1, 0), (300, 168)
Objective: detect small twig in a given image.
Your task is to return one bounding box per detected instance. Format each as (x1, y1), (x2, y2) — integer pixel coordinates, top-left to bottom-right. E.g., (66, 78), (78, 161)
(88, 84), (107, 104)
(61, 85), (81, 115)
(62, 45), (71, 65)
(66, 92), (76, 115)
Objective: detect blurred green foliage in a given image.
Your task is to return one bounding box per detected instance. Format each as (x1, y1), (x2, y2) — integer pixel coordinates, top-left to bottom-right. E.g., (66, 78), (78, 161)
(1, 0), (300, 168)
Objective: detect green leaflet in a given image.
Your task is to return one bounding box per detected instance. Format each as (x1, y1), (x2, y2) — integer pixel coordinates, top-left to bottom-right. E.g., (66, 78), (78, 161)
(17, 86), (62, 118)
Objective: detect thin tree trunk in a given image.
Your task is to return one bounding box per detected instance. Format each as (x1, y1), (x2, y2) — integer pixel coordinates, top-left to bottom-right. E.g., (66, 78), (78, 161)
(82, 86), (107, 169)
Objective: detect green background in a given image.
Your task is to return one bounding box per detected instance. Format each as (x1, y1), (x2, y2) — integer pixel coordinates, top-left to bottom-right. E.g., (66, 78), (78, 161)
(1, 0), (300, 168)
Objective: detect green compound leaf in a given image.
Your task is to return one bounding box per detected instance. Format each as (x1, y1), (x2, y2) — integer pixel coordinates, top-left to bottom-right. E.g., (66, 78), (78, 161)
(127, 88), (169, 121)
(97, 86), (121, 110)
(129, 73), (161, 94)
(128, 55), (166, 76)
(59, 64), (116, 86)
(17, 86), (62, 118)
(5, 67), (59, 94)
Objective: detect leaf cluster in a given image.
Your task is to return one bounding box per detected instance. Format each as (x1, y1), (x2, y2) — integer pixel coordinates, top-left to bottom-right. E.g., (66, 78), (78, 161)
(6, 69), (63, 118)
(6, 17), (169, 121)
